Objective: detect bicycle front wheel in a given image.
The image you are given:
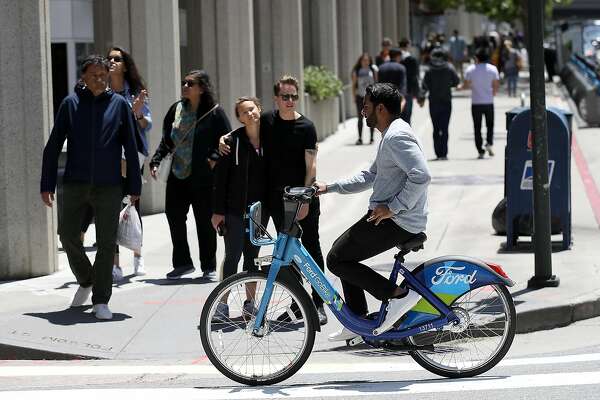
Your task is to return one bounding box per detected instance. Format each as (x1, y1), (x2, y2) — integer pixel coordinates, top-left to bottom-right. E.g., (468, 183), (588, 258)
(199, 271), (316, 386)
(408, 284), (516, 378)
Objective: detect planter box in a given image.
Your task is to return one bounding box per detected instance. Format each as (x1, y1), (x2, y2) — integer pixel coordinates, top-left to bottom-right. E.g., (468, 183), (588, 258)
(305, 96), (340, 141)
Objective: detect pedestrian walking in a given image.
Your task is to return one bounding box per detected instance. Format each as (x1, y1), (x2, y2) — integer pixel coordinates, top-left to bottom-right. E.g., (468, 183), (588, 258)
(40, 55), (142, 320)
(463, 48), (500, 159)
(502, 40), (521, 97)
(448, 30), (467, 81)
(211, 97), (269, 321)
(375, 37), (393, 67)
(351, 53), (378, 145)
(377, 48), (407, 96)
(106, 46), (152, 281)
(149, 70), (231, 280)
(419, 48), (460, 160)
(218, 75), (329, 325)
(398, 38), (420, 125)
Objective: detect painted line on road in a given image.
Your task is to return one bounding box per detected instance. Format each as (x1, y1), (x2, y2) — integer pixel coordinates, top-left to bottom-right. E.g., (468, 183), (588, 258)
(1, 352), (600, 378)
(573, 133), (600, 228)
(3, 371), (600, 399)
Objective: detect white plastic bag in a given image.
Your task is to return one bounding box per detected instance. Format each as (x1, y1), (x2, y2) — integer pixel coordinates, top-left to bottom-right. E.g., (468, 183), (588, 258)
(116, 204), (143, 251)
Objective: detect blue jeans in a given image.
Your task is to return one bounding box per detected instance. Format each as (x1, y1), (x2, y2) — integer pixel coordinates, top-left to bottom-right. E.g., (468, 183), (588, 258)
(506, 71), (518, 96)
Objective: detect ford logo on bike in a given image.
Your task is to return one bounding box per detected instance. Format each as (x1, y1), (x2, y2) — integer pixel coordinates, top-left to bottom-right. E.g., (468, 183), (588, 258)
(431, 265), (477, 286)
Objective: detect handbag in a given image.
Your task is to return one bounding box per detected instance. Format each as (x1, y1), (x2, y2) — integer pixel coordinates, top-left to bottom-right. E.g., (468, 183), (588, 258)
(157, 103), (219, 183)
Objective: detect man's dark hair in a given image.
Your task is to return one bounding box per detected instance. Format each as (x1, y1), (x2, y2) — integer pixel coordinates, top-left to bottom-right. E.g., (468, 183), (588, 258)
(430, 47), (447, 61)
(273, 75), (300, 96)
(365, 83), (403, 117)
(80, 54), (109, 74)
(475, 47), (490, 63)
(398, 38), (410, 48)
(389, 47), (402, 60)
(453, 29), (459, 36)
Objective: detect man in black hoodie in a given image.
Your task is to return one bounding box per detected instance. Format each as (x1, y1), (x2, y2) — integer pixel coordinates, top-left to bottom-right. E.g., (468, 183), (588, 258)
(418, 48), (460, 160)
(40, 55), (142, 320)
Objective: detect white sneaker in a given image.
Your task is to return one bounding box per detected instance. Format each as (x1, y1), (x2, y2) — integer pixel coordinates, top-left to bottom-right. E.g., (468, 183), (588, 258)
(375, 290), (422, 335)
(486, 144), (495, 156)
(133, 256), (146, 276)
(328, 327), (359, 342)
(112, 265), (123, 282)
(71, 285), (92, 307)
(203, 270), (217, 280)
(92, 304), (113, 320)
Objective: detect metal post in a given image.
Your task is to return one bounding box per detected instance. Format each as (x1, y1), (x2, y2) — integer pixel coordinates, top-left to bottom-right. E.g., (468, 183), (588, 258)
(527, 0), (559, 288)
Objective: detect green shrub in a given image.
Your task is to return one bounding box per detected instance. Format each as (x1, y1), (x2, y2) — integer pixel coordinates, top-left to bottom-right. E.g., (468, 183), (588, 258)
(303, 65), (343, 102)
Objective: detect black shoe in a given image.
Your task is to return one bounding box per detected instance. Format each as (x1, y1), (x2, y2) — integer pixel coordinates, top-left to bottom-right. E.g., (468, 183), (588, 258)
(317, 305), (328, 325)
(166, 265), (195, 280)
(355, 139), (363, 145)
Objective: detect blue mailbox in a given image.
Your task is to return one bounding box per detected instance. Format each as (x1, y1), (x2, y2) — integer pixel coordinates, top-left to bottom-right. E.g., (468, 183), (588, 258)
(505, 107), (571, 250)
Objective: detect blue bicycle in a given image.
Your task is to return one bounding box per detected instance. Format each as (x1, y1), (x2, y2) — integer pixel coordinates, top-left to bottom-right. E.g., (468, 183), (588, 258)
(199, 187), (516, 386)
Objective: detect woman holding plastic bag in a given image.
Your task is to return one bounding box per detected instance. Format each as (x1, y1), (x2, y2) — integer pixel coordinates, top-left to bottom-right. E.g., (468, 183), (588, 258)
(107, 46), (152, 280)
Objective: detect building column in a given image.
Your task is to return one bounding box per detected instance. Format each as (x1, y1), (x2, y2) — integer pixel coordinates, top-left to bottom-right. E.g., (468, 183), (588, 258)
(94, 0), (181, 214)
(310, 0), (338, 73)
(0, 0), (57, 278)
(381, 0), (397, 43)
(362, 0), (382, 58)
(397, 0), (410, 41)
(255, 0), (304, 113)
(214, 0), (255, 124)
(337, 0), (362, 118)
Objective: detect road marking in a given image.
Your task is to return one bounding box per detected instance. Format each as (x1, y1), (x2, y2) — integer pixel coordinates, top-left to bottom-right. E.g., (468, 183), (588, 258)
(3, 371), (600, 399)
(1, 352), (599, 377)
(573, 134), (600, 229)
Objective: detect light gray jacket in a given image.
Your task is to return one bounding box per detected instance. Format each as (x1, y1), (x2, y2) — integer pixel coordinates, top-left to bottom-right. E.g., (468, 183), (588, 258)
(327, 118), (431, 233)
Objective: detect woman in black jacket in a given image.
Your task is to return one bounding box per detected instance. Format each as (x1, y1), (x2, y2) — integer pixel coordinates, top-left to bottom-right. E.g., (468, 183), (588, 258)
(211, 97), (268, 319)
(150, 70), (231, 280)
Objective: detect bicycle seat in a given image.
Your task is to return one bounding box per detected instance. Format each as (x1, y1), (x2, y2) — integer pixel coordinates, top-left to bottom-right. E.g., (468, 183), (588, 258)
(397, 232), (427, 252)
(283, 186), (316, 203)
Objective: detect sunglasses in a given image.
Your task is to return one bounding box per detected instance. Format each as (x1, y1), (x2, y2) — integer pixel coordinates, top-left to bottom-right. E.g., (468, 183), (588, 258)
(181, 80), (198, 87)
(108, 56), (123, 63)
(279, 93), (299, 101)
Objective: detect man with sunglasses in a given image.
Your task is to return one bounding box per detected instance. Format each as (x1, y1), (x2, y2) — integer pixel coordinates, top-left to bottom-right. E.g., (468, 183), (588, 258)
(219, 75), (328, 325)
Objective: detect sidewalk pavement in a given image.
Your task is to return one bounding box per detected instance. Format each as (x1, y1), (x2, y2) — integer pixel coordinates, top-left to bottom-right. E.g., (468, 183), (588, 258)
(1, 78), (599, 361)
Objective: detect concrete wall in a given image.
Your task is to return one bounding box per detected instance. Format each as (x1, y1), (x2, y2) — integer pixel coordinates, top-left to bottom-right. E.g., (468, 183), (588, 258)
(362, 0), (382, 57)
(0, 0), (58, 278)
(337, 0), (363, 118)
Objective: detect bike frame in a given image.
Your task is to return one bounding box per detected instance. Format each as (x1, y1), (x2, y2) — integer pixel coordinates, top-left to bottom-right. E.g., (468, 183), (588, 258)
(252, 231), (459, 340)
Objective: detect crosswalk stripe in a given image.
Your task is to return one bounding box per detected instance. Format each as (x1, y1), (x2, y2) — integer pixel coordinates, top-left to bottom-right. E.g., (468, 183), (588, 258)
(0, 352), (599, 378)
(3, 371), (600, 399)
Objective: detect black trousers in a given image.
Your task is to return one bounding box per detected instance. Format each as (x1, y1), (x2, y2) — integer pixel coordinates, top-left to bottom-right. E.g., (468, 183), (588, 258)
(221, 211), (269, 279)
(400, 95), (414, 125)
(268, 193), (325, 307)
(471, 104), (494, 154)
(326, 211), (415, 316)
(430, 101), (452, 158)
(165, 174), (216, 271)
(355, 95), (374, 142)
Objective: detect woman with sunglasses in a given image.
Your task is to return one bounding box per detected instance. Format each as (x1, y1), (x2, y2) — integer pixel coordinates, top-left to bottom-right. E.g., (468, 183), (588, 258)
(105, 46), (152, 281)
(150, 70), (231, 280)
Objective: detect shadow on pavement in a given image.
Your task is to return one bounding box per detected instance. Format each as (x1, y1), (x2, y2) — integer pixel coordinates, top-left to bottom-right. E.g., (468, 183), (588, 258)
(139, 277), (217, 286)
(497, 241), (570, 254)
(24, 307), (132, 325)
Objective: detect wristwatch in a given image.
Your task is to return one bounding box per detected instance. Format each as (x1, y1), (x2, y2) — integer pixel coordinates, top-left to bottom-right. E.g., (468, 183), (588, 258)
(135, 114), (144, 121)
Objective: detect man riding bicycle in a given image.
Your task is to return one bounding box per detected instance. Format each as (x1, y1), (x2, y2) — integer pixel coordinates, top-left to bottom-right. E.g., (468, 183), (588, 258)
(315, 83), (431, 341)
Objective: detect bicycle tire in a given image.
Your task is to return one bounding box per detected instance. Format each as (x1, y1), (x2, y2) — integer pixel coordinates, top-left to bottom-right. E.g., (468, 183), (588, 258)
(199, 271), (316, 386)
(408, 284), (516, 378)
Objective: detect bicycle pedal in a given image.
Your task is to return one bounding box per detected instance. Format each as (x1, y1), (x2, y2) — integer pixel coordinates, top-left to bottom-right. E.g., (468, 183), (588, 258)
(347, 337), (364, 346)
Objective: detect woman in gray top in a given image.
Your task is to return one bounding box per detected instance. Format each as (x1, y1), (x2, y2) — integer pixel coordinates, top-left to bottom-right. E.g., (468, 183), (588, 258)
(351, 53), (378, 145)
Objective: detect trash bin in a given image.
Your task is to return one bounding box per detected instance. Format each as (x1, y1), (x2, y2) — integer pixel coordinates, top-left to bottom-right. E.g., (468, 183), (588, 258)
(504, 107), (572, 250)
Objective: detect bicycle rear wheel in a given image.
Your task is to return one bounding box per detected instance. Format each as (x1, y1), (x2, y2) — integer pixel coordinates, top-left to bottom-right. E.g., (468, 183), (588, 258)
(408, 284), (516, 378)
(199, 271), (316, 386)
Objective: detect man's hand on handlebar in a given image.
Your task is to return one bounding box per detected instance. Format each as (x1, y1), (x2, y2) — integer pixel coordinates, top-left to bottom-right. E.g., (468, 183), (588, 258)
(313, 181), (327, 196)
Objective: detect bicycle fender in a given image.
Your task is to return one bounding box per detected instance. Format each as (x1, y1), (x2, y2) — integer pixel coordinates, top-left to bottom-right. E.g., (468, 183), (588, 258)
(260, 264), (321, 332)
(398, 255), (514, 329)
